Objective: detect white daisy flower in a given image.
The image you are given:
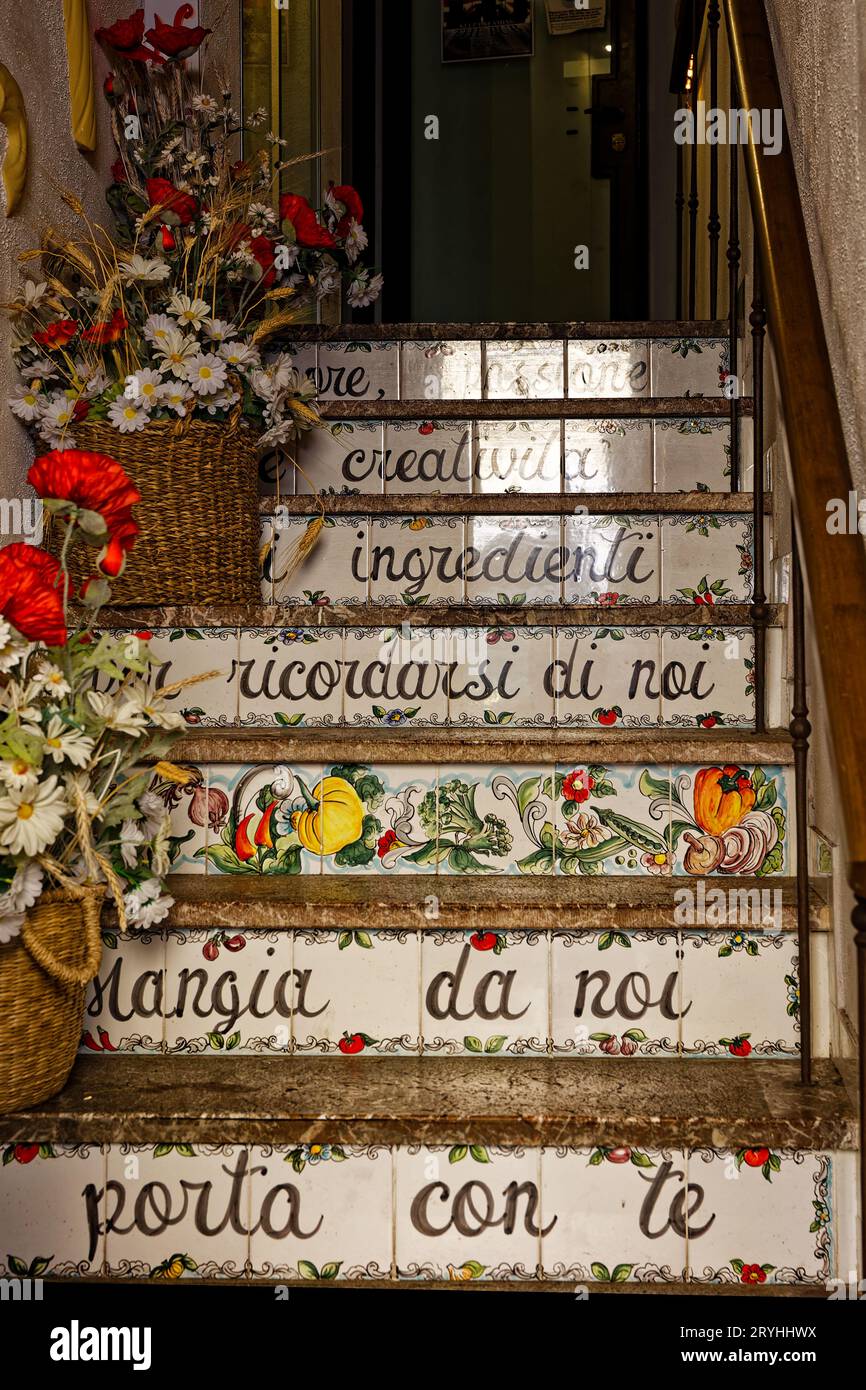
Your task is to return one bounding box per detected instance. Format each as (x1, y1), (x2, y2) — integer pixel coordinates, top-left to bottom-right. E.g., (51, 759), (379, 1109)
(201, 386), (240, 416)
(347, 272), (384, 309)
(186, 352), (228, 396)
(137, 791), (167, 838)
(38, 394), (76, 443)
(29, 357), (60, 378)
(0, 757), (38, 790)
(167, 293), (211, 330)
(217, 341), (259, 369)
(107, 399), (149, 433)
(5, 862), (44, 913)
(182, 152), (208, 173)
(132, 891), (173, 930)
(32, 664), (71, 699)
(154, 328), (199, 378)
(248, 201), (276, 224)
(124, 367), (163, 408)
(143, 313), (176, 347)
(344, 219), (368, 264)
(0, 774), (68, 857)
(119, 254), (170, 284)
(8, 382), (44, 421)
(192, 93), (219, 113)
(119, 818), (146, 869)
(0, 621), (27, 675)
(157, 380), (194, 416)
(201, 318), (236, 344)
(87, 690), (149, 737)
(82, 366), (110, 398)
(41, 715), (95, 769)
(0, 914), (24, 943)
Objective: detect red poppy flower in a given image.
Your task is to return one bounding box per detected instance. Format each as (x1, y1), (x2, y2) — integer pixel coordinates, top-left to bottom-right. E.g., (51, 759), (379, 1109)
(28, 449), (140, 544)
(562, 769), (595, 804)
(33, 319), (78, 350)
(95, 7), (164, 63)
(82, 309), (128, 346)
(146, 177), (198, 227)
(146, 5), (212, 59)
(279, 193), (336, 249)
(72, 399), (91, 424)
(0, 545), (67, 647)
(329, 183), (363, 237)
(160, 225), (177, 252)
(97, 524), (137, 578)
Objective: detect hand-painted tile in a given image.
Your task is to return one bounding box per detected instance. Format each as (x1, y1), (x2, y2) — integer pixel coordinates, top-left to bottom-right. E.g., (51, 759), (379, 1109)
(435, 766), (555, 876)
(668, 764), (790, 878)
(105, 1145), (249, 1278)
(552, 627), (662, 728)
(541, 1146), (686, 1282)
(474, 419), (562, 493)
(383, 420), (473, 494)
(258, 445), (292, 497)
(292, 421), (384, 496)
(292, 929), (421, 1054)
(685, 1150), (831, 1284)
(369, 515), (465, 607)
(320, 763), (438, 876)
(237, 627), (343, 728)
(395, 1145), (542, 1280)
(661, 627), (755, 729)
(448, 627), (554, 728)
(288, 344), (318, 389)
(400, 341), (482, 399)
(551, 930), (680, 1056)
(564, 514), (661, 605)
(680, 931), (799, 1056)
(163, 929), (293, 1054)
(203, 763), (324, 876)
(148, 764), (208, 874)
(553, 763), (673, 877)
(661, 513), (753, 604)
(465, 515), (562, 607)
(0, 1144), (106, 1278)
(421, 930), (549, 1056)
(83, 928), (165, 1054)
(270, 515), (368, 607)
(650, 338), (727, 397)
(140, 628), (239, 728)
(315, 341), (398, 401)
(565, 419), (652, 493)
(653, 419), (732, 492)
(259, 517), (275, 602)
(250, 1144), (392, 1279)
(343, 627), (449, 728)
(484, 341), (564, 399)
(567, 340), (649, 398)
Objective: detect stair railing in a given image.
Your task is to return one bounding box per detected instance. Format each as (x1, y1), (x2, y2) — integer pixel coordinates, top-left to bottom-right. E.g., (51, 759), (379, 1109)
(673, 0), (866, 1274)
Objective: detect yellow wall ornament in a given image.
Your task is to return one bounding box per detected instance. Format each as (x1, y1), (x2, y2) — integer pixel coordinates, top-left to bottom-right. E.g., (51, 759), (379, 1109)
(63, 0), (97, 153)
(0, 63), (28, 216)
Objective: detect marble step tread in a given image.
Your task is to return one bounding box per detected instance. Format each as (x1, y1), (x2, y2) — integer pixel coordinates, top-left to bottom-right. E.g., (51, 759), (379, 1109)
(95, 601), (782, 630)
(156, 873), (823, 932)
(0, 1056), (853, 1150)
(258, 492), (766, 516)
(170, 726), (794, 766)
(288, 321), (731, 341)
(312, 399), (751, 420)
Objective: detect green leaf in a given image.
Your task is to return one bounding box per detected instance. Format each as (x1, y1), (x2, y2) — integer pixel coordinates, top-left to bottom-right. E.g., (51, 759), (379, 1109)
(175, 1144), (195, 1158)
(153, 1143), (174, 1158)
(226, 1032), (240, 1051)
(630, 1150), (655, 1168)
(275, 712), (304, 727)
(485, 1035), (507, 1054)
(8, 1255), (29, 1277)
(338, 931), (352, 950)
(463, 1260), (485, 1279)
(469, 1145), (490, 1163)
(297, 1260), (319, 1280)
(449, 1145), (468, 1164)
(591, 1262), (611, 1282)
(611, 1263), (633, 1283)
(320, 1261), (342, 1280)
(464, 1036), (483, 1053)
(207, 1032), (225, 1050)
(355, 931), (374, 949)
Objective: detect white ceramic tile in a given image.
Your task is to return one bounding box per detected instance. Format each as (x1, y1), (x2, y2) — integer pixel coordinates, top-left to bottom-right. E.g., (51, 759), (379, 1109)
(552, 930), (680, 1056)
(651, 338), (727, 397)
(343, 626), (448, 728)
(258, 445), (292, 497)
(148, 764), (208, 874)
(0, 1143), (106, 1277)
(237, 627), (343, 728)
(541, 1146), (687, 1281)
(315, 341), (398, 401)
(653, 419), (732, 492)
(291, 421), (384, 496)
(400, 341), (482, 399)
(436, 765), (555, 876)
(668, 764), (792, 878)
(564, 514), (661, 605)
(685, 1150), (831, 1284)
(474, 419), (562, 493)
(553, 763), (673, 877)
(448, 626), (554, 728)
(565, 420), (652, 493)
(680, 932), (799, 1056)
(484, 340), (564, 399)
(292, 929), (421, 1054)
(383, 420), (473, 494)
(421, 929), (549, 1056)
(250, 1144), (392, 1279)
(104, 1145), (249, 1278)
(465, 515), (561, 606)
(553, 627), (662, 728)
(395, 1145), (542, 1280)
(259, 517), (275, 602)
(369, 516), (465, 607)
(321, 763), (438, 876)
(271, 515), (368, 607)
(287, 343), (317, 388)
(163, 929), (293, 1054)
(203, 763), (324, 877)
(83, 928), (165, 1054)
(134, 628), (239, 728)
(567, 340), (649, 398)
(661, 627), (755, 728)
(661, 513), (753, 603)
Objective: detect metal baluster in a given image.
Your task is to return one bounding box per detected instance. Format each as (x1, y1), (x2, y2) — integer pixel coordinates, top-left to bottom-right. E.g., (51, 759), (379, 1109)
(726, 67), (741, 492)
(688, 1), (701, 317)
(676, 130), (685, 321)
(750, 254), (768, 733)
(707, 0), (721, 317)
(790, 520), (812, 1086)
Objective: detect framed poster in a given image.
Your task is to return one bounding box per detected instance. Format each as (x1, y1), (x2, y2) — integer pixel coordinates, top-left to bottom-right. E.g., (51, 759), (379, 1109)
(544, 0), (607, 36)
(442, 0), (535, 65)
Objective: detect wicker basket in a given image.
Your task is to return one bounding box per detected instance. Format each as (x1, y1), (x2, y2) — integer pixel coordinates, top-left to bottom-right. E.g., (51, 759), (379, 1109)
(61, 414), (261, 605)
(0, 886), (103, 1114)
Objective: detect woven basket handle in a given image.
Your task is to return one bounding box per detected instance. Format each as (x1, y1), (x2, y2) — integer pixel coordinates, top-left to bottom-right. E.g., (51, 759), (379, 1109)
(21, 902), (102, 987)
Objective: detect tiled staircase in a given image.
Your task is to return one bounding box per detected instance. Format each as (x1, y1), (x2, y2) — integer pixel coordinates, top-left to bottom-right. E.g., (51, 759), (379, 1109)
(0, 325), (857, 1290)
